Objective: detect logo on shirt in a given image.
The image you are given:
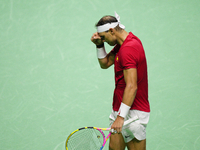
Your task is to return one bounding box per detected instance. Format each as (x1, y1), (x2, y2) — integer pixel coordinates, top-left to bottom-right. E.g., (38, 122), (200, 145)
(116, 56), (119, 62)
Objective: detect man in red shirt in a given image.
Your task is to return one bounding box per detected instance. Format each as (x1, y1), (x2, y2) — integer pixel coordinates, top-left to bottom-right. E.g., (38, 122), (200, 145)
(91, 12), (150, 150)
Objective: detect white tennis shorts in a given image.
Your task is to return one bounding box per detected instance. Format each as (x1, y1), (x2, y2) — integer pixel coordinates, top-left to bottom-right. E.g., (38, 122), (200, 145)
(109, 109), (150, 143)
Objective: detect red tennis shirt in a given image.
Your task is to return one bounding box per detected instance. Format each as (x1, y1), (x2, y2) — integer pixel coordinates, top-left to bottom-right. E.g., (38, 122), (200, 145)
(111, 32), (150, 112)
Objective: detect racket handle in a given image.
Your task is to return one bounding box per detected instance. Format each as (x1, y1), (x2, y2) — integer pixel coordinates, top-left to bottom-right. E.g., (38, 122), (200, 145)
(108, 115), (139, 130)
(123, 115), (139, 126)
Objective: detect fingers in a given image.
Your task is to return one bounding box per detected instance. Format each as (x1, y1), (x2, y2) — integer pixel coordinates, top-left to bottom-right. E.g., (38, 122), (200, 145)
(91, 32), (103, 45)
(91, 32), (100, 41)
(111, 124), (122, 134)
(92, 32), (100, 39)
(111, 129), (118, 134)
(111, 127), (122, 134)
(110, 116), (124, 134)
(111, 129), (121, 135)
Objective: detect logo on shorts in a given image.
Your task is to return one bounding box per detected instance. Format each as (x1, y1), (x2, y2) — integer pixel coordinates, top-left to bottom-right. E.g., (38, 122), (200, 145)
(125, 135), (130, 138)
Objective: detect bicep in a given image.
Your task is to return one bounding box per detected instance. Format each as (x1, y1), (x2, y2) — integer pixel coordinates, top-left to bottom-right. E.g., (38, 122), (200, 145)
(123, 68), (137, 88)
(122, 68), (137, 106)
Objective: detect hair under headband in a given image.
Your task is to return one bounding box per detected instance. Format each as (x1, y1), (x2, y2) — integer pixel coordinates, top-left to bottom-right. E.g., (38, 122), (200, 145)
(97, 12), (125, 33)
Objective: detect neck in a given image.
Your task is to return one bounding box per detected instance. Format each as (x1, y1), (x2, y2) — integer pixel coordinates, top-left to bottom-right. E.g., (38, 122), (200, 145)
(116, 30), (129, 45)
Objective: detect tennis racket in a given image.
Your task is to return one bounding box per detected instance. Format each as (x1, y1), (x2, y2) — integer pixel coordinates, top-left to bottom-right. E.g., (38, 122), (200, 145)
(65, 117), (138, 150)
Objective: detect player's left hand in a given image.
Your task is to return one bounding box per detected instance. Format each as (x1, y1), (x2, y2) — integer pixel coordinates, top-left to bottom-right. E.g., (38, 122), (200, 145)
(91, 32), (104, 46)
(111, 116), (124, 134)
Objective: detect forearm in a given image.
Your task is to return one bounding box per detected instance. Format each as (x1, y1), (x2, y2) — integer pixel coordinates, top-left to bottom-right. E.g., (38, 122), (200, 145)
(98, 57), (109, 69)
(96, 46), (115, 69)
(117, 68), (137, 119)
(98, 52), (115, 69)
(91, 32), (115, 68)
(117, 86), (137, 119)
(96, 44), (109, 69)
(122, 85), (137, 107)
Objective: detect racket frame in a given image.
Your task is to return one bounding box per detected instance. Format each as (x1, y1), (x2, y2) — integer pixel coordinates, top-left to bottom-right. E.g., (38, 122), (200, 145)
(65, 127), (111, 150)
(66, 117), (138, 150)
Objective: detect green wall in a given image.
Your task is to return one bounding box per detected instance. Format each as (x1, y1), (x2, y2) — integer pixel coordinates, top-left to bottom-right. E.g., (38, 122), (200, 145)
(0, 0), (199, 149)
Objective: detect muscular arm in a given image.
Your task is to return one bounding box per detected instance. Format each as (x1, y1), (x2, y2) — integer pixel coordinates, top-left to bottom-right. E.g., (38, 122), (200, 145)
(111, 68), (138, 132)
(122, 68), (138, 106)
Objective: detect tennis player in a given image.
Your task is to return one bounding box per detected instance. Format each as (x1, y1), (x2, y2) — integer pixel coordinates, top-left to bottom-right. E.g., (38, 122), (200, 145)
(91, 12), (150, 150)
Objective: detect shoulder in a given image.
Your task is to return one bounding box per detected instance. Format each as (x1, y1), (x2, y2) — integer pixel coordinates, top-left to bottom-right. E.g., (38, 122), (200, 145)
(124, 32), (143, 48)
(119, 46), (139, 59)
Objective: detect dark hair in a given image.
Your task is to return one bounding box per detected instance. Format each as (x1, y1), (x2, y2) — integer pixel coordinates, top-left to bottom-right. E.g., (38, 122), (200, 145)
(95, 15), (117, 26)
(95, 15), (122, 31)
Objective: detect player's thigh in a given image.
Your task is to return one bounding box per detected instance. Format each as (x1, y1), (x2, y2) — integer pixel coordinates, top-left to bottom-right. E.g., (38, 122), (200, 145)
(109, 133), (126, 150)
(127, 138), (146, 150)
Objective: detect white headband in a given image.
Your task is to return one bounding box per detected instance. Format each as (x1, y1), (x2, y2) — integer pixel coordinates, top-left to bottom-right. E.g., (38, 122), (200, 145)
(97, 12), (125, 33)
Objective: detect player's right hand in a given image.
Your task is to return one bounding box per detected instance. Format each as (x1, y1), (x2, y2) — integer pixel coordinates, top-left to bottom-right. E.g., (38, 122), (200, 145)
(91, 32), (104, 46)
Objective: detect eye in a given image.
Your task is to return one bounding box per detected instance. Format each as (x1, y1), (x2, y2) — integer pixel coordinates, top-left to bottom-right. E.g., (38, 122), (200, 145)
(100, 36), (105, 40)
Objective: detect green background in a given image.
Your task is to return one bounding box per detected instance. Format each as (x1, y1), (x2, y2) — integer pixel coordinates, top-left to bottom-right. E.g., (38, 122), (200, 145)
(0, 0), (200, 149)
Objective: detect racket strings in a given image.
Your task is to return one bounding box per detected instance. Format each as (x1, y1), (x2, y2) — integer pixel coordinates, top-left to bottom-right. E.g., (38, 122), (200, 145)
(67, 128), (104, 150)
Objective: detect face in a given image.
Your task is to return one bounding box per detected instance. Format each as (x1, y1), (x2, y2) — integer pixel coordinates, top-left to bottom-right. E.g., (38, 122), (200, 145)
(98, 30), (117, 46)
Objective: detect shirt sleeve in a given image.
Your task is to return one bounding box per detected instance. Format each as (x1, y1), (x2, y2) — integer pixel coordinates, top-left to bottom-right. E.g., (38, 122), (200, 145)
(119, 46), (139, 70)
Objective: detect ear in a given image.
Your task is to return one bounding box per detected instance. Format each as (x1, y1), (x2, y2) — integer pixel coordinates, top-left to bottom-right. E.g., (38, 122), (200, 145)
(109, 28), (115, 35)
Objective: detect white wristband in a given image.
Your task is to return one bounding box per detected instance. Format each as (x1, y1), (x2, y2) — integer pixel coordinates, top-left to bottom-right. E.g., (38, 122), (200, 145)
(96, 46), (107, 59)
(118, 102), (131, 118)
